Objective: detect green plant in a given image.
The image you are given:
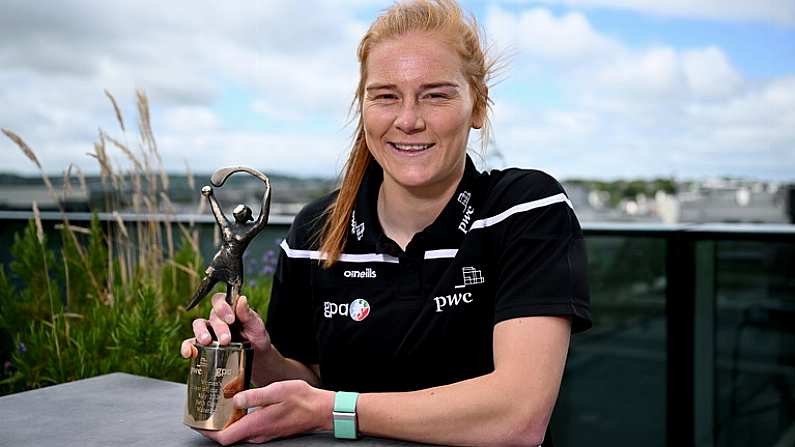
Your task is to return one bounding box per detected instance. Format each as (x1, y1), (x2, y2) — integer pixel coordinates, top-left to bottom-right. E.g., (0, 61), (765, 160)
(8, 220), (58, 325)
(0, 91), (275, 396)
(0, 218), (274, 396)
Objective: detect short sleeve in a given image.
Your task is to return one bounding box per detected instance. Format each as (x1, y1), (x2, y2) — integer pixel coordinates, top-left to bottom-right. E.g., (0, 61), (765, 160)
(492, 176), (592, 333)
(265, 229), (319, 366)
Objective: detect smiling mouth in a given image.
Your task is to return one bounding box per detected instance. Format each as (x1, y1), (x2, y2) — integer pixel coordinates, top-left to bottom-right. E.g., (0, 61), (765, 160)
(388, 142), (435, 153)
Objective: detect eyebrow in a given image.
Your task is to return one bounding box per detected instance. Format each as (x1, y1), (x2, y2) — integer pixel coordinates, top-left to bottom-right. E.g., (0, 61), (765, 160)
(365, 82), (460, 92)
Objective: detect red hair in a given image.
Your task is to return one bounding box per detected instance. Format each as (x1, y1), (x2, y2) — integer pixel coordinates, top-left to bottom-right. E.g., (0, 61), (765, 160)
(318, 0), (495, 267)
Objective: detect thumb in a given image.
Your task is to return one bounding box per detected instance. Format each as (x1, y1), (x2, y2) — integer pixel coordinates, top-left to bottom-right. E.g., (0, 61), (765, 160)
(237, 296), (264, 330)
(236, 295), (251, 323)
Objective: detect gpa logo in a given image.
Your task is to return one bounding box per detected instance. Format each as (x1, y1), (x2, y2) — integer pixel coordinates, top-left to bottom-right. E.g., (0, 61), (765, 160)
(323, 299), (371, 321)
(349, 299), (371, 321)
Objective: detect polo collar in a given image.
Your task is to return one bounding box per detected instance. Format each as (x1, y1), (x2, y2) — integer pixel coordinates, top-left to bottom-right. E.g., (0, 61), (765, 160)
(350, 155), (482, 257)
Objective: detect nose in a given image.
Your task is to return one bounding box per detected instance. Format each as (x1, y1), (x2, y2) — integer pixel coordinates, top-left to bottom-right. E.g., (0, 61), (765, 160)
(394, 100), (425, 134)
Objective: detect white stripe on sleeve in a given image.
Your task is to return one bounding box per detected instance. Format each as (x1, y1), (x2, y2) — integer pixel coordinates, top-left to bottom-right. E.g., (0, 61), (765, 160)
(468, 193), (573, 231)
(424, 249), (458, 259)
(280, 240), (399, 263)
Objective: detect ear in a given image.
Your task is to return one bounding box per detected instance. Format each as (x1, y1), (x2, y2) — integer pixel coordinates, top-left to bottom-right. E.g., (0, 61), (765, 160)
(471, 86), (488, 130)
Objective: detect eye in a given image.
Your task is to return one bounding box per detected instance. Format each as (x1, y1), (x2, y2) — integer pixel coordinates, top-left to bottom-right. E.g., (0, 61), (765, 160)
(423, 92), (450, 100)
(370, 93), (398, 101)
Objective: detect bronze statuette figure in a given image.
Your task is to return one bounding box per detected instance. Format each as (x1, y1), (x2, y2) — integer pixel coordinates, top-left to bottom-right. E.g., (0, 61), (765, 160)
(183, 166), (271, 431)
(185, 166), (271, 314)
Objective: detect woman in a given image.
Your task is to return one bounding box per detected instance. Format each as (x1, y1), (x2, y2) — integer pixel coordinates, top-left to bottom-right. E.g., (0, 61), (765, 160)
(181, 0), (591, 445)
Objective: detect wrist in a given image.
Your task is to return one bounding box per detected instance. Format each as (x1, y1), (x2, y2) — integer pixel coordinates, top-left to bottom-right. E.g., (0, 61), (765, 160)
(250, 342), (276, 386)
(318, 389), (336, 431)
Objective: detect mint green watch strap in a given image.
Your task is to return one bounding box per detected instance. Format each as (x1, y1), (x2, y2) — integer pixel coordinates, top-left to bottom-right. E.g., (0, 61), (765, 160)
(333, 391), (360, 439)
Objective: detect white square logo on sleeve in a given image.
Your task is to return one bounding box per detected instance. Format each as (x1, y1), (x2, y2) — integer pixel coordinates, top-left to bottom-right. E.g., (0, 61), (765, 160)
(455, 266), (484, 289)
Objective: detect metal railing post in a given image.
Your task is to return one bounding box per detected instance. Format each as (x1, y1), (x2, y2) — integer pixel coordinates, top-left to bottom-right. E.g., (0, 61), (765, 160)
(693, 240), (716, 447)
(667, 234), (696, 446)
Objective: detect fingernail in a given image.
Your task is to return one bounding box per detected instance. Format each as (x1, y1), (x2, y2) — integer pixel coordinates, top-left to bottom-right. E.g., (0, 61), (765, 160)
(224, 314), (234, 324)
(234, 394), (245, 408)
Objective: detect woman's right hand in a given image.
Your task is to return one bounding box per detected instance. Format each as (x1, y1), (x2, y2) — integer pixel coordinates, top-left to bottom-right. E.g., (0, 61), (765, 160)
(180, 293), (271, 359)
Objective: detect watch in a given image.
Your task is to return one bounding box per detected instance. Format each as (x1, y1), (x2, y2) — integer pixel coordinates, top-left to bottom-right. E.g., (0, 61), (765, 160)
(333, 391), (360, 439)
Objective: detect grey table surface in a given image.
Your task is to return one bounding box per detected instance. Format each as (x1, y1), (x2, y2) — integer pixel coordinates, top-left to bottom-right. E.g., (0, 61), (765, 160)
(0, 373), (427, 446)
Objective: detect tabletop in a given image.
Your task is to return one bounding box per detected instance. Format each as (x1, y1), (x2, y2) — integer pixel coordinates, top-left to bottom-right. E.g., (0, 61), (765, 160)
(0, 373), (427, 447)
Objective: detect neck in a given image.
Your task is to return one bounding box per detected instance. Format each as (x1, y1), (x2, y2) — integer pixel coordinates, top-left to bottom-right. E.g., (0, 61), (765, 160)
(377, 164), (465, 251)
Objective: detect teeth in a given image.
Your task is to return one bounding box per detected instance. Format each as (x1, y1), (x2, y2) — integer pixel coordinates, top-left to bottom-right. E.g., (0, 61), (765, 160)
(392, 143), (432, 151)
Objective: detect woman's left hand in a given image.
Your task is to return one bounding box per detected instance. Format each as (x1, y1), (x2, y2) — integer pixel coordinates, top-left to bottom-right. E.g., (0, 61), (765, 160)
(197, 380), (334, 445)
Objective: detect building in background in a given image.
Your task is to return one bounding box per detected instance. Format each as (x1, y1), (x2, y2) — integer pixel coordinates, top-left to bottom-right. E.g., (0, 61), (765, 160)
(1, 173), (792, 224)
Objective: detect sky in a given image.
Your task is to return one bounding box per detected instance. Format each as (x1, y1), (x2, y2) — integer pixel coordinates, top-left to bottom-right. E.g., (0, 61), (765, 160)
(1, 0), (793, 181)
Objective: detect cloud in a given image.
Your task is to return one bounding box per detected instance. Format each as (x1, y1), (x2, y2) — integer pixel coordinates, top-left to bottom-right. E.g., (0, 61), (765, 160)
(505, 0), (795, 25)
(485, 6), (794, 180)
(1, 0), (792, 182)
(590, 46), (744, 101)
(681, 47), (744, 99)
(486, 7), (621, 64)
(155, 128), (351, 178)
(0, 0), (367, 177)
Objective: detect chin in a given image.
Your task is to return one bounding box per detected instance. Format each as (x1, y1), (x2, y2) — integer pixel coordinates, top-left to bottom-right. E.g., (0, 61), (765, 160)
(389, 169), (437, 188)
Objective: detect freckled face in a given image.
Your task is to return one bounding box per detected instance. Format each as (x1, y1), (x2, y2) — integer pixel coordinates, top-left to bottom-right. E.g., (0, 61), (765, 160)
(363, 32), (483, 193)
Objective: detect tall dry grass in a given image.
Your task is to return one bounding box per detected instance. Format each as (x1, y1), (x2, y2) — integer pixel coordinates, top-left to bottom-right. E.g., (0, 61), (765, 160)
(0, 90), (279, 393)
(3, 90), (203, 301)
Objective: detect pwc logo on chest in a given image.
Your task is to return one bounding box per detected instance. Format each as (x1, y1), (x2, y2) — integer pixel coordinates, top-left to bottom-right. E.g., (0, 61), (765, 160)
(323, 299), (371, 321)
(434, 267), (485, 313)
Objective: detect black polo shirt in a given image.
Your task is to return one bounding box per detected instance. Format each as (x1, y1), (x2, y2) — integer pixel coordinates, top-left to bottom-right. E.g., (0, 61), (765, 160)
(266, 155), (591, 394)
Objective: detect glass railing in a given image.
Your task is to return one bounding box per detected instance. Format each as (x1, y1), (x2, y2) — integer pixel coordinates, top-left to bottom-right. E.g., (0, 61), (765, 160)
(554, 224), (795, 447)
(553, 234), (668, 445)
(1, 212), (793, 446)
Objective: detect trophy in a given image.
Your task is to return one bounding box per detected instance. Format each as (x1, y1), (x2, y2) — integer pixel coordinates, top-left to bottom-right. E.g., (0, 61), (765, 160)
(183, 166), (271, 431)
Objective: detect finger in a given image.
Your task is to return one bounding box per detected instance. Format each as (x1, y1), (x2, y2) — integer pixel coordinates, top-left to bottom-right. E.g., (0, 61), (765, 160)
(196, 429), (231, 446)
(212, 292), (235, 325)
(234, 381), (288, 409)
(213, 405), (284, 446)
(209, 313), (231, 345)
(192, 319), (213, 345)
(180, 338), (199, 358)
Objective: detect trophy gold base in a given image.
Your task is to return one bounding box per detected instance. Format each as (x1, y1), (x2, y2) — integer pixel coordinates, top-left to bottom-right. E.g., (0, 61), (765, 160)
(184, 341), (253, 430)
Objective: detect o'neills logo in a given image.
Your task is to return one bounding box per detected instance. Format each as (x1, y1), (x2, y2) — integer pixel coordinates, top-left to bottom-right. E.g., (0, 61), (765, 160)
(344, 268), (376, 278)
(323, 298), (371, 321)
